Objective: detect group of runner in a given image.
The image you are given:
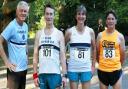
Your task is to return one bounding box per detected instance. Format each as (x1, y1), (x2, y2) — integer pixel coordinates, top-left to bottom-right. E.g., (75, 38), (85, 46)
(0, 1), (125, 89)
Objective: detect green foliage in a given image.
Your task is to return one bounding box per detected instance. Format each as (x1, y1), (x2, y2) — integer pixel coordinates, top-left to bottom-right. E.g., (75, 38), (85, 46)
(105, 0), (128, 34)
(0, 0), (4, 7)
(29, 0), (61, 31)
(29, 0), (128, 36)
(29, 0), (44, 30)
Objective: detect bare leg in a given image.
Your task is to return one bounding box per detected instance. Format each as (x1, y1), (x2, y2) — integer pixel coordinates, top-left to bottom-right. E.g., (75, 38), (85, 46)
(56, 87), (61, 89)
(70, 81), (78, 89)
(99, 81), (108, 89)
(81, 81), (90, 89)
(113, 76), (122, 89)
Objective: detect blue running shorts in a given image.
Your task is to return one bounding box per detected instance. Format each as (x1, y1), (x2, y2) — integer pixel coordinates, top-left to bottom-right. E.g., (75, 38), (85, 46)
(68, 71), (92, 83)
(39, 74), (62, 89)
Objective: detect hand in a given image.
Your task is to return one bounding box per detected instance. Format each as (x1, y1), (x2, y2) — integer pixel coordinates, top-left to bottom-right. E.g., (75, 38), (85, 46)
(34, 78), (39, 87)
(5, 60), (16, 72)
(62, 77), (67, 88)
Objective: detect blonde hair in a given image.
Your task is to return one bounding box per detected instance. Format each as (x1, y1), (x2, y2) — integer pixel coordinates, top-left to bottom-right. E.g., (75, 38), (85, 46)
(17, 1), (29, 10)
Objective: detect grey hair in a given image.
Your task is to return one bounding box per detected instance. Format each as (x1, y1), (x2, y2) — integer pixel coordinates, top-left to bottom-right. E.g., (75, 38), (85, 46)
(17, 1), (29, 10)
(76, 5), (87, 14)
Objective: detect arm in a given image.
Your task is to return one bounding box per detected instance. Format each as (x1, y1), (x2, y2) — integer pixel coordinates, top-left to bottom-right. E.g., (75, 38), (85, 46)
(0, 22), (17, 71)
(65, 29), (71, 59)
(90, 29), (96, 73)
(65, 29), (71, 46)
(33, 31), (40, 73)
(26, 43), (29, 61)
(0, 35), (16, 71)
(59, 31), (67, 74)
(96, 32), (102, 63)
(118, 33), (125, 66)
(33, 31), (40, 87)
(0, 36), (9, 66)
(59, 31), (67, 87)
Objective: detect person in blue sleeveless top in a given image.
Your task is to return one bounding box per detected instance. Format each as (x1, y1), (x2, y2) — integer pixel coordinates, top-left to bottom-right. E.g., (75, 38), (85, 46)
(65, 5), (96, 89)
(33, 3), (67, 89)
(0, 1), (29, 89)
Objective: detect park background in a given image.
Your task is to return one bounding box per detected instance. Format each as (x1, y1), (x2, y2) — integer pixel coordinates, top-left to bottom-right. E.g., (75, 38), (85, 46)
(0, 0), (128, 89)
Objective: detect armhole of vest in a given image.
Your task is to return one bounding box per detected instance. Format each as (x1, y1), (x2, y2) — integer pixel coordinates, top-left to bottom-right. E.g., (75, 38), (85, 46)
(54, 28), (60, 42)
(71, 28), (74, 38)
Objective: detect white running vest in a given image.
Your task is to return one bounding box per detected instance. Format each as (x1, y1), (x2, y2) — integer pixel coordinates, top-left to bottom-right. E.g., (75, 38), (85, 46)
(38, 28), (61, 74)
(68, 26), (92, 72)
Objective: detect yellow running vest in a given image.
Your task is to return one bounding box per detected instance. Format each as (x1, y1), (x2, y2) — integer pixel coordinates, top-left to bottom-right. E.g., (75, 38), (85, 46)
(98, 30), (121, 72)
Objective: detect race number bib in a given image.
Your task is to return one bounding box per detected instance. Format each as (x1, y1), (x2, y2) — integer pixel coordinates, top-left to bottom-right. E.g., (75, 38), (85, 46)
(74, 48), (89, 61)
(103, 48), (115, 59)
(42, 46), (53, 59)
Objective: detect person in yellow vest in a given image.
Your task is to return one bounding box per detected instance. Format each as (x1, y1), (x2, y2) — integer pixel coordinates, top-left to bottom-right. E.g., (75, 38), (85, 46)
(96, 10), (125, 89)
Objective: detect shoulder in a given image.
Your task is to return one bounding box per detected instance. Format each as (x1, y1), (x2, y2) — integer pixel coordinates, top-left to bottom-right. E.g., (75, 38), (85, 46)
(6, 19), (15, 28)
(10, 19), (16, 24)
(117, 31), (124, 41)
(10, 19), (19, 26)
(55, 27), (63, 35)
(97, 32), (102, 40)
(68, 26), (75, 32)
(65, 26), (75, 35)
(23, 22), (28, 27)
(115, 31), (125, 47)
(86, 26), (95, 35)
(86, 26), (94, 32)
(2, 19), (16, 32)
(54, 28), (64, 40)
(36, 29), (42, 34)
(35, 29), (43, 38)
(86, 26), (93, 30)
(54, 28), (65, 42)
(58, 30), (64, 37)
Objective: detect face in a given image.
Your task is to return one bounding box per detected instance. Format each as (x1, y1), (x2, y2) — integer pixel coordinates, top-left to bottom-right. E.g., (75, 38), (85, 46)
(76, 11), (86, 24)
(106, 13), (117, 29)
(44, 7), (54, 25)
(16, 7), (29, 23)
(98, 19), (102, 25)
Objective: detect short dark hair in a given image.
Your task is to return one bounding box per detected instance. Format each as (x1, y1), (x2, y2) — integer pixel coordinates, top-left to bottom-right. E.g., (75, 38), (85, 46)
(44, 3), (55, 13)
(106, 9), (117, 19)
